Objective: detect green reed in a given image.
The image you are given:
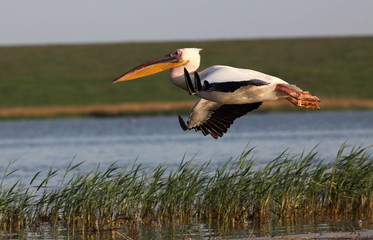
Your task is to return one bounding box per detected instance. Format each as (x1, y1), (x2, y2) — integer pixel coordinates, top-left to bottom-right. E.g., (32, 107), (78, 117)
(0, 144), (372, 233)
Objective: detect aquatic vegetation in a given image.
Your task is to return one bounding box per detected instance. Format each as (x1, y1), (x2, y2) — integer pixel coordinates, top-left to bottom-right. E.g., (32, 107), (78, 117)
(0, 145), (372, 234)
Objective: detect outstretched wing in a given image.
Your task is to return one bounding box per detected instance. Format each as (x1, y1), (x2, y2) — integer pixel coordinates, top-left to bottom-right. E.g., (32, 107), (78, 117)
(178, 98), (262, 139)
(184, 67), (269, 94)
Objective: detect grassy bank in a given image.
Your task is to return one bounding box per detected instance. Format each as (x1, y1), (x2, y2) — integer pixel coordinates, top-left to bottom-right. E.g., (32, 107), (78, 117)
(0, 145), (372, 234)
(0, 37), (372, 109)
(0, 98), (372, 119)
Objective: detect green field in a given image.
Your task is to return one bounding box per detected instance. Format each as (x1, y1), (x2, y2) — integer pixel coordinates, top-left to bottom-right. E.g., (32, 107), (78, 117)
(0, 37), (372, 107)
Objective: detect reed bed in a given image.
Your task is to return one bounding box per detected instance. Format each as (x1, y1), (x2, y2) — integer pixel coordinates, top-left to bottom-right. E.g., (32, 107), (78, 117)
(0, 145), (372, 234)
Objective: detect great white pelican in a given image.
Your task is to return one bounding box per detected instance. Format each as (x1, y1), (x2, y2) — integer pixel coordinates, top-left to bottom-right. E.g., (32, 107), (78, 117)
(113, 48), (320, 139)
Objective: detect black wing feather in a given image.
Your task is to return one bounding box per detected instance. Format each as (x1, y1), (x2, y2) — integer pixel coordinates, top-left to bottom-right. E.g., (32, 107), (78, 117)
(205, 80), (269, 93)
(179, 102), (263, 139)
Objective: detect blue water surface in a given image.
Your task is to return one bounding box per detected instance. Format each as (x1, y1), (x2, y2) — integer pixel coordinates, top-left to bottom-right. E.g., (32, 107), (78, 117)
(0, 110), (372, 183)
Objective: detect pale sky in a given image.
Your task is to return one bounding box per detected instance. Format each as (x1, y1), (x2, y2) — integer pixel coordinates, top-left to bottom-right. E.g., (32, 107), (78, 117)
(0, 0), (372, 46)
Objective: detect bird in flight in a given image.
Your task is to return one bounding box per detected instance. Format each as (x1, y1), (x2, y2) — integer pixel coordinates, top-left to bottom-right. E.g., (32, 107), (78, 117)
(113, 48), (320, 139)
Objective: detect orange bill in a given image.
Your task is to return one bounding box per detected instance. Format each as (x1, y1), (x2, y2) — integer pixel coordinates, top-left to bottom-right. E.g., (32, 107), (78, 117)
(113, 55), (188, 83)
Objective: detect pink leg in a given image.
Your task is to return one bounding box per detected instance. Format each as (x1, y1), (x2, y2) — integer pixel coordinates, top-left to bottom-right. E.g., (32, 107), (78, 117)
(287, 97), (320, 110)
(276, 84), (321, 110)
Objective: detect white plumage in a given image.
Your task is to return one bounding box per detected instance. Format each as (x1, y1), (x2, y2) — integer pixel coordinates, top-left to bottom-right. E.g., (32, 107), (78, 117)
(114, 48), (320, 139)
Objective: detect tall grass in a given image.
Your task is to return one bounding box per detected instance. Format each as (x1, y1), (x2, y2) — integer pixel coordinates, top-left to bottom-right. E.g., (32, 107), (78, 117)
(0, 145), (372, 234)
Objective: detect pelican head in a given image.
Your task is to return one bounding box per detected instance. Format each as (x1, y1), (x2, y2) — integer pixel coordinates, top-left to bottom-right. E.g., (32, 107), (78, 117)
(113, 48), (202, 83)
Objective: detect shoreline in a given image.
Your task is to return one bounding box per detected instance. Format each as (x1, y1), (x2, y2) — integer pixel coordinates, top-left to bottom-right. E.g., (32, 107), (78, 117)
(0, 98), (372, 118)
(246, 230), (373, 240)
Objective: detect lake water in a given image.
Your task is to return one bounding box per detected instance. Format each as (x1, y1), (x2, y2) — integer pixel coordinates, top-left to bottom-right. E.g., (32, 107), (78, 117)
(0, 110), (373, 239)
(3, 220), (373, 240)
(0, 110), (372, 184)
